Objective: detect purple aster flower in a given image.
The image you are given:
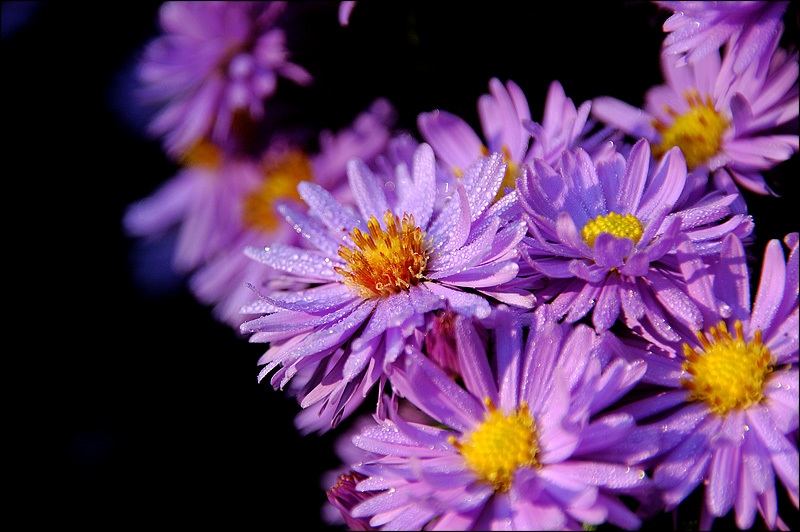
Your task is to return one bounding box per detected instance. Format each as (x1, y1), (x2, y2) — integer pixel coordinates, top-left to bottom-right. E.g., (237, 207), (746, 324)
(593, 42), (798, 195)
(518, 139), (753, 338)
(139, 1), (311, 157)
(189, 100), (396, 325)
(346, 307), (650, 530)
(124, 101), (394, 323)
(657, 1), (789, 75)
(124, 141), (253, 273)
(608, 233), (798, 529)
(418, 79), (613, 197)
(241, 143), (532, 432)
(424, 311), (462, 378)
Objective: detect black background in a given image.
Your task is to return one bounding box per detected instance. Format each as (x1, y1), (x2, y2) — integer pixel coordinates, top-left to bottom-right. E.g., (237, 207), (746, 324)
(5, 1), (797, 529)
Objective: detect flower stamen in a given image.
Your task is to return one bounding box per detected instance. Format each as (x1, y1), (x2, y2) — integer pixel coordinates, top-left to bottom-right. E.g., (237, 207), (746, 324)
(450, 399), (540, 492)
(335, 211), (429, 298)
(581, 212), (644, 247)
(681, 320), (773, 416)
(242, 150), (313, 232)
(653, 90), (729, 169)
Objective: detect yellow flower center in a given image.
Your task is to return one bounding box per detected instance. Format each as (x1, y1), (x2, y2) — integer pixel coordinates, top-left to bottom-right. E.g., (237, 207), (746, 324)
(181, 140), (223, 169)
(450, 399), (540, 493)
(242, 150), (314, 232)
(653, 91), (729, 169)
(682, 320), (773, 416)
(581, 212), (644, 247)
(335, 211), (429, 298)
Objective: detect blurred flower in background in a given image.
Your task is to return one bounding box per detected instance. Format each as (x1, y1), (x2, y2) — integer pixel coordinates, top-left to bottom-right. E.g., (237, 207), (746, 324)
(138, 1), (311, 157)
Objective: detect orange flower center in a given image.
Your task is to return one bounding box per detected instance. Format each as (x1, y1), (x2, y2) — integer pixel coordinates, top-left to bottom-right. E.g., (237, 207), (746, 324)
(335, 211), (429, 298)
(242, 150), (313, 232)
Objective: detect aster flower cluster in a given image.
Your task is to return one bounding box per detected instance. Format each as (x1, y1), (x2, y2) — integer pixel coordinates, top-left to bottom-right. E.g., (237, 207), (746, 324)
(124, 2), (798, 530)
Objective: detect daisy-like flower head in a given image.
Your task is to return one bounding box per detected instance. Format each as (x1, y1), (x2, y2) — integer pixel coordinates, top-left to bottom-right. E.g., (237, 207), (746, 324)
(241, 143), (531, 432)
(593, 41), (798, 195)
(124, 101), (394, 322)
(418, 79), (613, 200)
(608, 233), (798, 530)
(124, 140), (253, 273)
(139, 1), (311, 157)
(657, 1), (789, 74)
(518, 139), (753, 337)
(187, 99), (395, 325)
(346, 307), (650, 530)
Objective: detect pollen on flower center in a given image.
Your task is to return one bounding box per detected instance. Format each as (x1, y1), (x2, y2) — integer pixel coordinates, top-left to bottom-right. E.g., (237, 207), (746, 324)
(242, 150), (313, 232)
(653, 90), (729, 169)
(450, 399), (540, 492)
(335, 211), (429, 298)
(181, 140), (223, 169)
(681, 320), (773, 416)
(581, 212), (644, 247)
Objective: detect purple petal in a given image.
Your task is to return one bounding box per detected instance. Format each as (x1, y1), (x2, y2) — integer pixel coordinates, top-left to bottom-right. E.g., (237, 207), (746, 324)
(677, 237), (719, 325)
(547, 461), (648, 490)
(276, 202), (342, 256)
(425, 282), (491, 319)
(593, 276), (621, 330)
(281, 301), (377, 364)
(593, 233), (633, 271)
(298, 181), (363, 236)
(402, 143), (436, 227)
(352, 293), (413, 351)
(637, 146), (688, 222)
(418, 110), (483, 174)
(494, 309), (522, 411)
(428, 217), (501, 275)
(392, 348), (483, 432)
(574, 413), (636, 455)
(347, 158), (389, 221)
(592, 97), (657, 139)
(427, 183), (471, 253)
(707, 445), (740, 516)
(462, 153), (506, 222)
(435, 261), (519, 288)
(617, 139), (650, 214)
(750, 239), (787, 333)
(455, 316), (498, 403)
(244, 244), (339, 281)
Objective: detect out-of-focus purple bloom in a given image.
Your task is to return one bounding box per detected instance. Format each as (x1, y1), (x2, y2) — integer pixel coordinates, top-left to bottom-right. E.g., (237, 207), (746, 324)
(518, 139), (752, 338)
(241, 143), (532, 432)
(139, 1), (311, 157)
(593, 43), (798, 195)
(190, 100), (396, 325)
(657, 1), (788, 75)
(339, 1), (356, 26)
(124, 101), (394, 322)
(424, 311), (462, 378)
(327, 472), (374, 531)
(419, 79), (613, 197)
(347, 307), (650, 530)
(608, 233), (798, 529)
(322, 414), (379, 530)
(124, 142), (253, 273)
